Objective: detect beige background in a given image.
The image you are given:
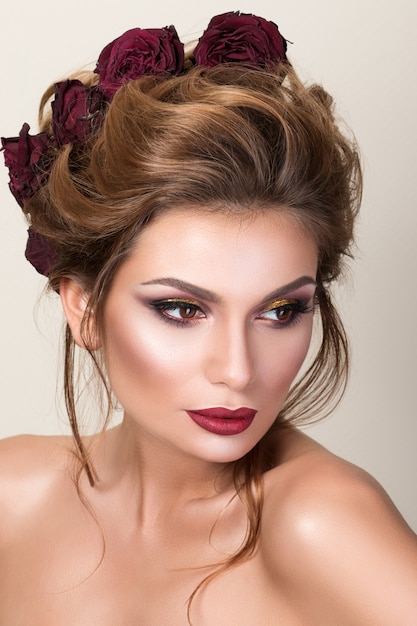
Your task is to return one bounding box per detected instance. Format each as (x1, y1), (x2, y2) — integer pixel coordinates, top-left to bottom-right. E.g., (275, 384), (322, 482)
(1, 0), (416, 530)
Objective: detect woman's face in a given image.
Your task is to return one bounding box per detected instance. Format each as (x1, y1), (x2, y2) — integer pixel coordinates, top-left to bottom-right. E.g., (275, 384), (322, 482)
(103, 208), (318, 463)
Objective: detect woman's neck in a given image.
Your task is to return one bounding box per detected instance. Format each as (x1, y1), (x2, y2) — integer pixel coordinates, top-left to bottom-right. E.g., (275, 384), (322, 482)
(87, 418), (237, 525)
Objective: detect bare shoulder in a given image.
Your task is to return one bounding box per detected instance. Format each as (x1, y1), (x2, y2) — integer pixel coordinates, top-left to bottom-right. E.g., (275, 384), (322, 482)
(0, 434), (74, 543)
(0, 433), (72, 480)
(261, 427), (417, 624)
(262, 427), (414, 527)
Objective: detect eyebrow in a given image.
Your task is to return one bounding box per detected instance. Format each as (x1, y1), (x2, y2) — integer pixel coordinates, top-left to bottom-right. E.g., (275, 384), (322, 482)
(141, 276), (316, 305)
(260, 276), (317, 305)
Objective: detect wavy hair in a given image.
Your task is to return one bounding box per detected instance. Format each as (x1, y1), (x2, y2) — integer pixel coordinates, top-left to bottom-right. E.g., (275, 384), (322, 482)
(25, 60), (361, 618)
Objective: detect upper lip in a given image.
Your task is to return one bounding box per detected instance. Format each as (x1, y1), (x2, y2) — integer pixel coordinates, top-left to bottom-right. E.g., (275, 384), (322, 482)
(187, 407), (257, 419)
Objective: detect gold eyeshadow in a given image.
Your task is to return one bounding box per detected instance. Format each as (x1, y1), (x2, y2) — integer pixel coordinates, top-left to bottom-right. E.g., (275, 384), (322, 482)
(157, 298), (200, 306)
(261, 298), (298, 313)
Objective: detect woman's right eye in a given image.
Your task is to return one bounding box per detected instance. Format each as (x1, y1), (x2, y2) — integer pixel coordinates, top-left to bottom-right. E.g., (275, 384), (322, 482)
(150, 300), (205, 325)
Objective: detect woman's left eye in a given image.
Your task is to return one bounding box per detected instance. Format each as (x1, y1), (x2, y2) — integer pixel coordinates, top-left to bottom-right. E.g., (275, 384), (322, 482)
(151, 300), (205, 324)
(258, 299), (311, 325)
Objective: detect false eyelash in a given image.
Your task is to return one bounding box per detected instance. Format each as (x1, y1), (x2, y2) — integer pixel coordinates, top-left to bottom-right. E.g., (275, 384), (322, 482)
(149, 299), (204, 327)
(258, 299), (316, 328)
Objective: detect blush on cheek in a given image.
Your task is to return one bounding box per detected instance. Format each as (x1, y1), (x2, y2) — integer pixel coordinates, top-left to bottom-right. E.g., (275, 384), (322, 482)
(102, 307), (196, 406)
(268, 326), (314, 394)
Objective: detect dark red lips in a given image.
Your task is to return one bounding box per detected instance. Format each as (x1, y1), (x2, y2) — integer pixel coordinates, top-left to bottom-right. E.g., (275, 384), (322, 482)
(186, 407), (257, 436)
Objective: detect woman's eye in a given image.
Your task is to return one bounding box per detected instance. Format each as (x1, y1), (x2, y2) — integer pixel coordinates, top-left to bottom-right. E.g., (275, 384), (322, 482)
(152, 300), (205, 323)
(171, 303), (202, 320)
(261, 305), (294, 323)
(258, 299), (309, 325)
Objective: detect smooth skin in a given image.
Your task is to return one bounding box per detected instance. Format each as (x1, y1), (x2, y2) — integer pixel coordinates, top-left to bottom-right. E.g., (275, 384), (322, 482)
(1, 208), (417, 625)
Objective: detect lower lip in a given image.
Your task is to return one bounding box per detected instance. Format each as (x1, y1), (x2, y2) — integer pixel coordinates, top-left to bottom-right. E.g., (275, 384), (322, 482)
(186, 409), (256, 436)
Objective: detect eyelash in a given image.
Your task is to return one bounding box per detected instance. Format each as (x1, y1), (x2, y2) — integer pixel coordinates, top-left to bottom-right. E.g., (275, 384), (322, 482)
(149, 298), (315, 329)
(257, 300), (315, 328)
(150, 300), (204, 327)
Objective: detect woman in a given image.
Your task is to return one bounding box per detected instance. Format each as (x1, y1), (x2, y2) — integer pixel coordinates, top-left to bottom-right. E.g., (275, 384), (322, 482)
(1, 11), (417, 625)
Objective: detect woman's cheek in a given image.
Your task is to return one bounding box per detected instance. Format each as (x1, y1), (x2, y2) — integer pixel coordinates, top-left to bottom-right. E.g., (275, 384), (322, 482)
(103, 310), (199, 387)
(258, 323), (314, 394)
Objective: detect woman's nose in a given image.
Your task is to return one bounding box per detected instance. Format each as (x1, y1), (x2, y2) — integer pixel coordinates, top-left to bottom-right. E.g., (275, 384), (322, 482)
(204, 320), (254, 391)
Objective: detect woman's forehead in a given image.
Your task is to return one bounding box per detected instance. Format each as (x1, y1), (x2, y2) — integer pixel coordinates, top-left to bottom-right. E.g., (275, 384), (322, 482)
(136, 204), (315, 246)
(115, 207), (318, 296)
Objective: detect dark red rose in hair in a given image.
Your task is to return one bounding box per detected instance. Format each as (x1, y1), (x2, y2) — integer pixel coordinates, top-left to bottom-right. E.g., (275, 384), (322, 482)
(95, 26), (184, 98)
(52, 80), (105, 146)
(25, 229), (58, 276)
(1, 123), (50, 207)
(194, 11), (287, 68)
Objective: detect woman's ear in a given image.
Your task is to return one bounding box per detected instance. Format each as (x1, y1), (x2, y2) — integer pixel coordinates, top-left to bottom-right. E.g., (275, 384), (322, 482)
(59, 278), (101, 350)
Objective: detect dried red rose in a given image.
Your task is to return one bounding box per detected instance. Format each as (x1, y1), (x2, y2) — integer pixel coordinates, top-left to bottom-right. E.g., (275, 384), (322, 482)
(95, 26), (184, 98)
(194, 11), (287, 68)
(52, 80), (105, 146)
(1, 123), (51, 207)
(25, 229), (58, 276)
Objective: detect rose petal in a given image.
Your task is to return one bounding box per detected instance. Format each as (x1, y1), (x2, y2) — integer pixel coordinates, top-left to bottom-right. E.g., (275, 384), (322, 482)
(95, 26), (184, 98)
(25, 229), (58, 276)
(52, 80), (106, 146)
(194, 11), (287, 68)
(1, 123), (51, 206)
